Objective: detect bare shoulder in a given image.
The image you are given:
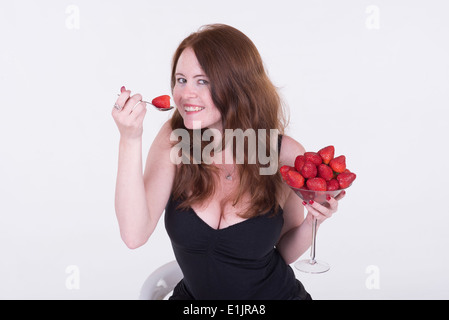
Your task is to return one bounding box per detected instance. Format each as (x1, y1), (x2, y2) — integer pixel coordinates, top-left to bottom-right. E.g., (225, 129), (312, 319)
(279, 134), (306, 167)
(142, 119), (176, 224)
(277, 135), (305, 208)
(143, 119), (176, 183)
(152, 119), (174, 150)
(277, 135), (307, 242)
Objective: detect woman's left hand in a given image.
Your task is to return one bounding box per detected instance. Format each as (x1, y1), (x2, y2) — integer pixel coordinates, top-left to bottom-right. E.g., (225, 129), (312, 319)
(302, 191), (346, 225)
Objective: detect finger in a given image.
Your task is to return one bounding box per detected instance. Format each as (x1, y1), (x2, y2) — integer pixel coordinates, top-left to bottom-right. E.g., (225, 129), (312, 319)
(303, 203), (327, 221)
(334, 190), (346, 201)
(134, 106), (147, 123)
(325, 195), (339, 210)
(308, 200), (333, 218)
(113, 89), (131, 112)
(130, 100), (145, 113)
(123, 93), (143, 114)
(130, 101), (147, 117)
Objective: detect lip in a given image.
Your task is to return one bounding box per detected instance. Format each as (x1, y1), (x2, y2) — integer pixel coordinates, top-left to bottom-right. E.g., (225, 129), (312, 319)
(184, 104), (204, 108)
(183, 104), (205, 113)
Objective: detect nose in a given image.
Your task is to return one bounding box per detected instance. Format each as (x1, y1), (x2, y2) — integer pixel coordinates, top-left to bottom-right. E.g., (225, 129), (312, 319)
(181, 82), (198, 99)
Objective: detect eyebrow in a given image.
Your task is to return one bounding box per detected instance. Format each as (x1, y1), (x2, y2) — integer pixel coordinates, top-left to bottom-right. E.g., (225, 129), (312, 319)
(175, 73), (208, 78)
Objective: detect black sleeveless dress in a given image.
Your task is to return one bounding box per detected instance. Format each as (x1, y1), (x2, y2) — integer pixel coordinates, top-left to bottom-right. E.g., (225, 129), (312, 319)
(164, 136), (312, 300)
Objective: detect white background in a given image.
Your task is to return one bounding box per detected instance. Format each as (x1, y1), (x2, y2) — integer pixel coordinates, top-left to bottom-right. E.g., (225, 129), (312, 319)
(1, 0), (448, 299)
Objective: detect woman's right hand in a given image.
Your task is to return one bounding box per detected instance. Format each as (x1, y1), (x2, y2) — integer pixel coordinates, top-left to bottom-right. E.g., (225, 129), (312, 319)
(111, 86), (147, 140)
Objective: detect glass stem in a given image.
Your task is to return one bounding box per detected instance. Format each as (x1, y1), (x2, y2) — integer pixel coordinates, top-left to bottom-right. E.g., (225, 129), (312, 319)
(310, 217), (318, 264)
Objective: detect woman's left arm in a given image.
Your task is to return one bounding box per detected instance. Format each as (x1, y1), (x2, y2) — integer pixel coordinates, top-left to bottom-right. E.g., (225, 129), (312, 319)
(276, 190), (345, 265)
(276, 135), (345, 264)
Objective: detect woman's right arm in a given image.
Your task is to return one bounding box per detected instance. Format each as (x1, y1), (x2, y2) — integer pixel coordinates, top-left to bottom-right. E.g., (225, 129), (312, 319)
(112, 88), (175, 249)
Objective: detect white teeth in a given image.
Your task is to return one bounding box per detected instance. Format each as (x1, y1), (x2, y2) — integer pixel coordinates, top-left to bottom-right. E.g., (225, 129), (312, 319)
(185, 106), (205, 112)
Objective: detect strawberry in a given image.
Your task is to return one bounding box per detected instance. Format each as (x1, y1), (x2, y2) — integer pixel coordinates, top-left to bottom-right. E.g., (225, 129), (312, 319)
(151, 95), (171, 108)
(306, 177), (327, 191)
(329, 155), (346, 173)
(326, 179), (340, 191)
(317, 164), (333, 181)
(304, 152), (322, 166)
(294, 155), (306, 172)
(337, 171), (356, 189)
(300, 161), (317, 179)
(318, 145), (334, 165)
(286, 170), (305, 189)
(280, 165), (294, 181)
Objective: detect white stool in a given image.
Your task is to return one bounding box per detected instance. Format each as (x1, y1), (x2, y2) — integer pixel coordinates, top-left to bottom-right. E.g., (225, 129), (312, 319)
(139, 260), (183, 300)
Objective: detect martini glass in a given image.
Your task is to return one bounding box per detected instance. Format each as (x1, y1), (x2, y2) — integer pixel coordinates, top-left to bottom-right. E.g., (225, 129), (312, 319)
(289, 187), (346, 274)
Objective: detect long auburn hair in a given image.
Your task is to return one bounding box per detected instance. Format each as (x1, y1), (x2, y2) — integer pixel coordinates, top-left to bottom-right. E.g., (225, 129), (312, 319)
(169, 24), (288, 218)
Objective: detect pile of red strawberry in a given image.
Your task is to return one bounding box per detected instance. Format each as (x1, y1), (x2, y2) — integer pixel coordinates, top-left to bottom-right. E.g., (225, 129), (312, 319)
(280, 145), (356, 191)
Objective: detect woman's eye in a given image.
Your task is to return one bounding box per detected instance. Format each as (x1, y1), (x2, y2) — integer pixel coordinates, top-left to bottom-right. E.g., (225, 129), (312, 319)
(198, 79), (209, 85)
(177, 78), (186, 84)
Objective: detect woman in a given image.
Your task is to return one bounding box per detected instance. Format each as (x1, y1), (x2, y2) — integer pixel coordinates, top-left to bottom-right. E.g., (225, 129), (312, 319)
(112, 24), (344, 300)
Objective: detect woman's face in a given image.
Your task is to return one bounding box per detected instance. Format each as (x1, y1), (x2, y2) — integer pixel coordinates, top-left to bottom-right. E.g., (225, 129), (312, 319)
(173, 47), (222, 131)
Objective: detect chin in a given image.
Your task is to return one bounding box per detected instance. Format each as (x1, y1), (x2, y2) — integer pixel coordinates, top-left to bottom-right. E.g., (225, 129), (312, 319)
(183, 117), (220, 130)
(178, 105), (221, 129)
(183, 119), (203, 130)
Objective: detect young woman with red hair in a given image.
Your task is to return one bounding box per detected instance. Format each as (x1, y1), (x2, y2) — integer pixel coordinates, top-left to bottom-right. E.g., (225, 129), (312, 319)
(112, 24), (344, 299)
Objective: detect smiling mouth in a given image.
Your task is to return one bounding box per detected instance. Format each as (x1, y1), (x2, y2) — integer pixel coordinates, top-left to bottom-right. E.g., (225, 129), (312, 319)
(184, 105), (205, 112)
